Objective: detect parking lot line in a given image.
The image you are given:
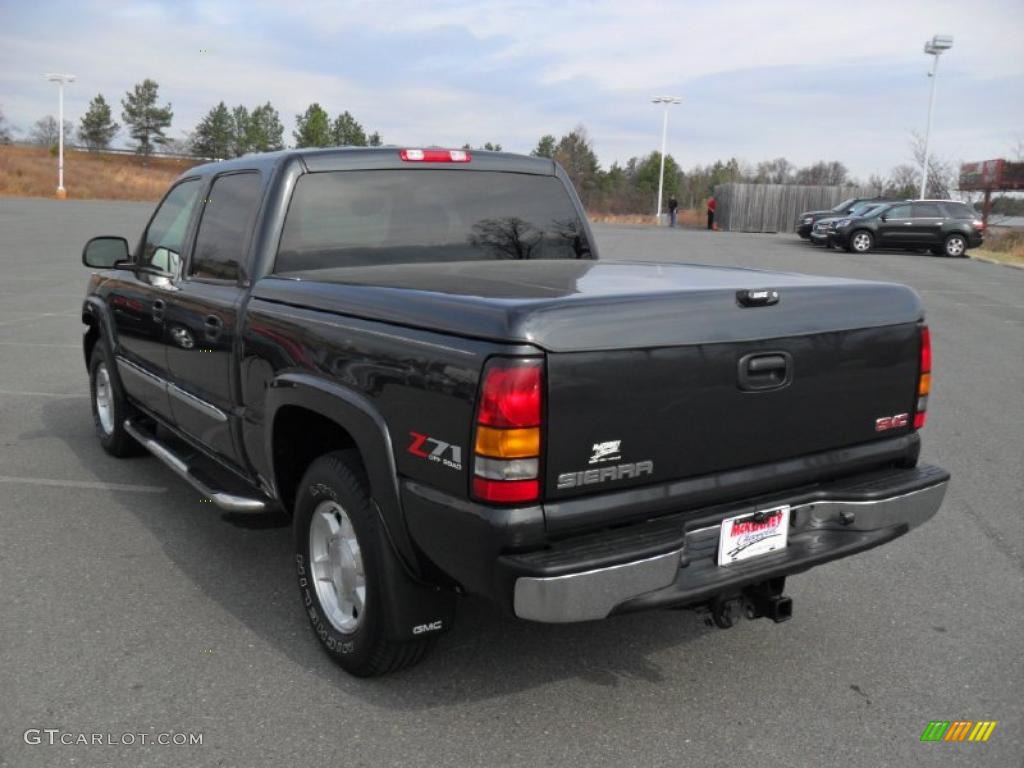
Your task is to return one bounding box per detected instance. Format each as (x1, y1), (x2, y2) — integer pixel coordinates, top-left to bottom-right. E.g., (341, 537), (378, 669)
(0, 312), (79, 327)
(0, 389), (87, 398)
(0, 475), (166, 493)
(0, 341), (80, 348)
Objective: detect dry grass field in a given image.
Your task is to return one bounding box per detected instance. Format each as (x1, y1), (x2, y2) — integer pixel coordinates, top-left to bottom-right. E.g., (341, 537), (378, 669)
(0, 144), (201, 201)
(974, 227), (1024, 267)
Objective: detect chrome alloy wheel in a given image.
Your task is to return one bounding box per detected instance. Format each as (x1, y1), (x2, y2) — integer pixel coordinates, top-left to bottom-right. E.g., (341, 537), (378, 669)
(851, 232), (872, 252)
(945, 236), (965, 257)
(309, 500), (366, 634)
(94, 362), (115, 435)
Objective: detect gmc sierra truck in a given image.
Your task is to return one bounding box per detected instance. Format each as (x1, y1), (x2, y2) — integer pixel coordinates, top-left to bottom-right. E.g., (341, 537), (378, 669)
(81, 147), (949, 676)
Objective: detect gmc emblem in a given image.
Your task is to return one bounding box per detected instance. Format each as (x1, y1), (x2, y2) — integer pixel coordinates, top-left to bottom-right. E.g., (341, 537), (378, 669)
(875, 413), (909, 432)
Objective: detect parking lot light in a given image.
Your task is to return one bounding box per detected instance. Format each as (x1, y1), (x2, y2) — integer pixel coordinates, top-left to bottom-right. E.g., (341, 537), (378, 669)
(43, 73), (76, 199)
(651, 95), (681, 225)
(919, 36), (952, 200)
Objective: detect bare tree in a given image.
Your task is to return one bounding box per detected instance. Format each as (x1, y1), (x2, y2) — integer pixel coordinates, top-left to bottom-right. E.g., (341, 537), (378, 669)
(885, 165), (920, 198)
(754, 157), (794, 185)
(909, 131), (954, 198)
(29, 115), (74, 147)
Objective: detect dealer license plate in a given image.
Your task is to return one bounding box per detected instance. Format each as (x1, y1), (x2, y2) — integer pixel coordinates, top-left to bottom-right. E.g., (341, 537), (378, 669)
(717, 505), (790, 566)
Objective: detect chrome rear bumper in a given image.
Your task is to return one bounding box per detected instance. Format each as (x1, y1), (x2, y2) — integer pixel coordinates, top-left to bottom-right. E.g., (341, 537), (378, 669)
(513, 473), (948, 623)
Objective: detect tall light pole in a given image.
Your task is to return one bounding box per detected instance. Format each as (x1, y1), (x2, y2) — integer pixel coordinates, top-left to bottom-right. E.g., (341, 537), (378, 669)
(651, 95), (681, 225)
(44, 73), (76, 199)
(919, 35), (952, 199)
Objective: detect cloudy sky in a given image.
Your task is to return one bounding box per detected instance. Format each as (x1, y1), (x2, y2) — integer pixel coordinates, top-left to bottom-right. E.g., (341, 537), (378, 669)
(2, 0), (1022, 180)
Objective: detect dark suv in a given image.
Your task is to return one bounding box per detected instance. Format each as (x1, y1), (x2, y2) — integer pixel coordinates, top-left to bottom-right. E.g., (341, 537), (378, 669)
(795, 197), (896, 239)
(830, 200), (984, 257)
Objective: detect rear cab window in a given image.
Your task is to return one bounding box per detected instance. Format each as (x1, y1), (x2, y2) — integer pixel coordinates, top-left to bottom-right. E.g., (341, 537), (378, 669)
(274, 170), (593, 273)
(189, 171), (263, 282)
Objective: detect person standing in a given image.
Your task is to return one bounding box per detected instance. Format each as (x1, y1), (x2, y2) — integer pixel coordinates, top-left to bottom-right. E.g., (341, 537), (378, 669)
(668, 196), (678, 228)
(707, 196), (717, 230)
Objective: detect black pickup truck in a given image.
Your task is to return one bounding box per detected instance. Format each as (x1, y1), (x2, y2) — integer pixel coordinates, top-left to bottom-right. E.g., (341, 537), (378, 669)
(81, 147), (949, 676)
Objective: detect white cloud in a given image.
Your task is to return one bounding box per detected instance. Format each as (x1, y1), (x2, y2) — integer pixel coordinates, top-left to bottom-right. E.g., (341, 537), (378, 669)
(1, 0), (1021, 179)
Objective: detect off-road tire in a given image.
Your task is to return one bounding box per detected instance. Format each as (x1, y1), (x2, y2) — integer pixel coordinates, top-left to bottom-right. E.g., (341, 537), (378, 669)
(293, 450), (435, 676)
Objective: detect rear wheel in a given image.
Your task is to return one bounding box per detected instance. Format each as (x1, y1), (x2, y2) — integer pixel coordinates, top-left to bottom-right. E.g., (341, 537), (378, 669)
(944, 233), (967, 258)
(849, 230), (874, 253)
(88, 340), (142, 457)
(293, 451), (435, 676)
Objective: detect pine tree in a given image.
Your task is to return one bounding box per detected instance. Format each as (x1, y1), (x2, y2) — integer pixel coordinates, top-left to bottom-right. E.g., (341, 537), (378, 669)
(248, 102), (284, 152)
(231, 105), (251, 157)
(367, 131), (382, 147)
(0, 106), (12, 144)
(190, 102), (233, 159)
(293, 103), (331, 148)
(78, 95), (119, 150)
(553, 126), (600, 205)
(331, 111), (367, 146)
(121, 79), (173, 157)
(531, 134), (556, 158)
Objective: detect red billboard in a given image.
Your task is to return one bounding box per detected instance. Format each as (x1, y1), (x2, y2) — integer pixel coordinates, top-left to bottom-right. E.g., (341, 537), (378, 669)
(960, 159), (1024, 191)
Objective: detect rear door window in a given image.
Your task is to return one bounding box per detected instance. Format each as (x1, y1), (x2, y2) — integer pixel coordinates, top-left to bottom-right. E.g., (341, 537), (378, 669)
(912, 202), (943, 218)
(940, 202), (974, 219)
(189, 172), (262, 281)
(275, 170), (592, 273)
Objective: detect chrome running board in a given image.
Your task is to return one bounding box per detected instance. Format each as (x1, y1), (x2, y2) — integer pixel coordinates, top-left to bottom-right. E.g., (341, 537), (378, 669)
(124, 419), (267, 513)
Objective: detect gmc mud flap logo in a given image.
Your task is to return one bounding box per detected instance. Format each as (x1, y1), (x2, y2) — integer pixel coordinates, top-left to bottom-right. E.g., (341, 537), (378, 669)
(557, 461), (654, 490)
(412, 620), (444, 635)
(408, 432), (463, 471)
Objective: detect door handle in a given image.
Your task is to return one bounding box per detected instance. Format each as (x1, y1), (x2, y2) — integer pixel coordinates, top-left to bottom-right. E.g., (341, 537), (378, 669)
(152, 298), (165, 322)
(203, 314), (223, 342)
(904, 222), (913, 225)
(738, 351), (792, 392)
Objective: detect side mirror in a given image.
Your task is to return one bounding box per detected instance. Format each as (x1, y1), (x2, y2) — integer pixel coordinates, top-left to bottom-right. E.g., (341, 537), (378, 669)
(82, 236), (130, 269)
(880, 215), (887, 222)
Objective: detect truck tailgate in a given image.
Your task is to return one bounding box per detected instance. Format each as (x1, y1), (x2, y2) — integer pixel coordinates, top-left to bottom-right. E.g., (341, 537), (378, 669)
(545, 323), (921, 500)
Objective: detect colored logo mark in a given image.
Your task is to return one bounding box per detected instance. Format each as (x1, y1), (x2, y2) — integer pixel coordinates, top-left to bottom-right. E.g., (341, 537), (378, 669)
(920, 720), (997, 742)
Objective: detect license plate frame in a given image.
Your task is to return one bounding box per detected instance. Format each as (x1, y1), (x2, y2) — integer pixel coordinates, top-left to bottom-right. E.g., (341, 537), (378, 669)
(717, 505), (790, 566)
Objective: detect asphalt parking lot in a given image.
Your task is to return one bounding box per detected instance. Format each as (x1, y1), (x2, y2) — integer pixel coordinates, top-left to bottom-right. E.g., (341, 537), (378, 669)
(1, 197), (1021, 768)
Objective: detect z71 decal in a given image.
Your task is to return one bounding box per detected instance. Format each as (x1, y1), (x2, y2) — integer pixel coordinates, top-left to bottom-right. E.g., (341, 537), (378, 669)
(407, 432), (463, 471)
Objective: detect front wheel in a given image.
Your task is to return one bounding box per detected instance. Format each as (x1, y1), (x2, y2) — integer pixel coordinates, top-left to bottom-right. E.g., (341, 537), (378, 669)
(293, 451), (436, 676)
(944, 234), (967, 258)
(89, 341), (142, 457)
(849, 230), (874, 253)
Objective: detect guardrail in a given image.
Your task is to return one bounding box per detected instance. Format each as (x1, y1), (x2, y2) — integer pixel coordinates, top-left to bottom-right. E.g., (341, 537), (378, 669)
(64, 144), (221, 162)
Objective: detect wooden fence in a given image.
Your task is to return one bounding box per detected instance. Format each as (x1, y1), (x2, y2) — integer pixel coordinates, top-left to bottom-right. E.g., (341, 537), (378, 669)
(712, 183), (877, 233)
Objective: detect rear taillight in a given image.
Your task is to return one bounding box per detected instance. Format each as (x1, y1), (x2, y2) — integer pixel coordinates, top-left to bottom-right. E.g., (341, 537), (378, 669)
(399, 148), (471, 163)
(914, 325), (931, 429)
(472, 358), (542, 504)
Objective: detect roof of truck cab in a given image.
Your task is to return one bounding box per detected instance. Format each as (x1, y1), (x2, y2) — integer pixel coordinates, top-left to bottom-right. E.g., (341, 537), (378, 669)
(184, 147), (557, 177)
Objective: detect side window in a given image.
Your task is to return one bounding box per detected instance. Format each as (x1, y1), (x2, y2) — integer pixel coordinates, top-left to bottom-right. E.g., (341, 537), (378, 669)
(912, 202), (942, 218)
(886, 204), (911, 219)
(189, 172), (262, 281)
(141, 179), (201, 272)
(941, 202), (972, 219)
